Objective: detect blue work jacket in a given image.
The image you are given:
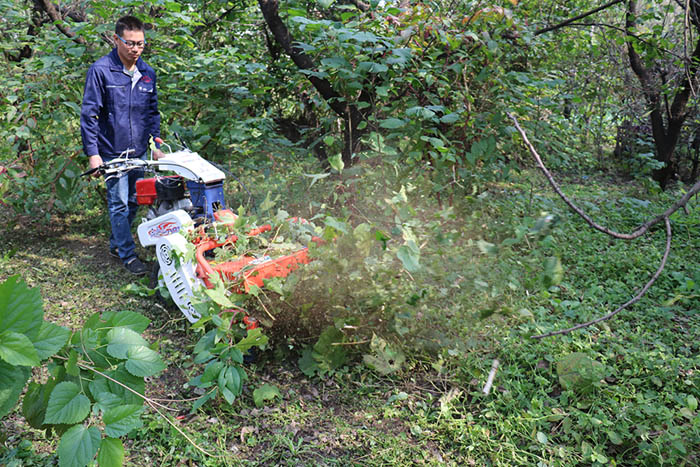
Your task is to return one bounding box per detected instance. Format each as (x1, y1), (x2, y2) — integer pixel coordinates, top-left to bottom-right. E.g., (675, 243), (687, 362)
(80, 48), (161, 159)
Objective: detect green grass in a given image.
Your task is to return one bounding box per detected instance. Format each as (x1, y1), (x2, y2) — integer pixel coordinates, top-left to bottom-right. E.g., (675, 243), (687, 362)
(1, 165), (698, 466)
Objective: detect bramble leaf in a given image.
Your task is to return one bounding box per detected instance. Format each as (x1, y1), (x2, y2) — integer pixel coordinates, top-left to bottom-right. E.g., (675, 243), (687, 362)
(0, 360), (31, 418)
(125, 345), (165, 377)
(33, 321), (71, 360)
(106, 327), (149, 359)
(253, 384), (281, 408)
(97, 438), (124, 467)
(363, 334), (405, 375)
(57, 424), (101, 467)
(234, 328), (269, 352)
(107, 311), (150, 334)
(44, 381), (90, 425)
(103, 405), (144, 437)
(0, 331), (40, 366)
(0, 275), (43, 340)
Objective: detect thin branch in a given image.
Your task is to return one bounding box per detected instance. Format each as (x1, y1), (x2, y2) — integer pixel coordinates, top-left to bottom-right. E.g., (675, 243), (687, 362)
(77, 360), (218, 458)
(533, 217), (672, 339)
(75, 360), (174, 412)
(561, 22), (684, 60)
(146, 399), (220, 459)
(534, 0), (624, 36)
(506, 112), (700, 240)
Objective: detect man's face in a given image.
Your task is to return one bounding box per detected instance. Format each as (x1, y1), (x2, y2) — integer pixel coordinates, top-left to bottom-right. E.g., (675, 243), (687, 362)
(114, 29), (145, 65)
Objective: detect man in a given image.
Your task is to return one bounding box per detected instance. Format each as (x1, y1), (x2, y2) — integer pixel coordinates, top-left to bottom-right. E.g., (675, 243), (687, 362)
(80, 15), (164, 275)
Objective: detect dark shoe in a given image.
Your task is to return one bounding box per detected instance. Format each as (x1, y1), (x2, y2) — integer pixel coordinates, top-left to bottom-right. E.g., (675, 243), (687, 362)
(124, 257), (148, 276)
(109, 247), (119, 259)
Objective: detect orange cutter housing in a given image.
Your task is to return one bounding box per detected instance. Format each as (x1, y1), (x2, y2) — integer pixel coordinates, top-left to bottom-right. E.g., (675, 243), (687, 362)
(193, 210), (315, 292)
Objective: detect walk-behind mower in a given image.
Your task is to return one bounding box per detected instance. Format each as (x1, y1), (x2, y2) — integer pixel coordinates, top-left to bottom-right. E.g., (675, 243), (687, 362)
(84, 141), (318, 323)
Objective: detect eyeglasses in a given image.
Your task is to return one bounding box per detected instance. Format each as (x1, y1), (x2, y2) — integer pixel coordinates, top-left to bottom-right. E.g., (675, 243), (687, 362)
(116, 35), (146, 49)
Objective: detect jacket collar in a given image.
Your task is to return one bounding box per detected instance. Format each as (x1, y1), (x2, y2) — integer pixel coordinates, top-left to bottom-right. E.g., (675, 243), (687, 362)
(108, 48), (147, 72)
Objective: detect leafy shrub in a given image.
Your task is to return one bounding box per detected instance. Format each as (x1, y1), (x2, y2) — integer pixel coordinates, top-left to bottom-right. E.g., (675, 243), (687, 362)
(0, 275), (164, 467)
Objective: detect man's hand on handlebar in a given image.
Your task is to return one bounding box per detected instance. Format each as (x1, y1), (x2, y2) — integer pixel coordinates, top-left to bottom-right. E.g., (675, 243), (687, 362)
(88, 155), (103, 178)
(152, 148), (165, 160)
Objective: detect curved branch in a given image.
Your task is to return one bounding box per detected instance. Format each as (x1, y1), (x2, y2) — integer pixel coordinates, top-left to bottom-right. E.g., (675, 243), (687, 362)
(37, 0), (86, 45)
(534, 0), (624, 36)
(533, 217), (672, 339)
(506, 112), (700, 240)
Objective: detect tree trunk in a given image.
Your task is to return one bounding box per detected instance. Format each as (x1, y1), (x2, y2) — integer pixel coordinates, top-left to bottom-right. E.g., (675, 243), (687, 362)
(625, 0), (700, 189)
(258, 0), (368, 166)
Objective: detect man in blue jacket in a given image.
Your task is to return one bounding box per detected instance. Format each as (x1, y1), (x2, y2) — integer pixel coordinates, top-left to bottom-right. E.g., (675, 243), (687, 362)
(81, 15), (164, 275)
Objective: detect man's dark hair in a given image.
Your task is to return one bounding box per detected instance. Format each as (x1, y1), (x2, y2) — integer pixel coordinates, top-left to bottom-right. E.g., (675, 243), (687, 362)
(115, 16), (144, 36)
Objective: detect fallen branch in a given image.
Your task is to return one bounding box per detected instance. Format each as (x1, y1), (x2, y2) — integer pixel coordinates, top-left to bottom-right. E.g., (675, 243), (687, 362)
(505, 112), (690, 338)
(533, 217), (671, 339)
(506, 112), (700, 240)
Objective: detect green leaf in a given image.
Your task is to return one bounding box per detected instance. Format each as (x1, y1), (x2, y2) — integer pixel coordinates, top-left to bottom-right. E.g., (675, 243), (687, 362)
(107, 311), (150, 334)
(234, 328), (269, 353)
(362, 334), (405, 375)
(106, 327), (149, 359)
(329, 154), (344, 173)
(33, 321), (71, 360)
(23, 381), (49, 428)
(65, 350), (79, 377)
(298, 347), (318, 377)
(476, 239), (497, 255)
(0, 360), (31, 418)
(221, 386), (236, 405)
(44, 381), (91, 424)
(97, 438), (124, 467)
(543, 256), (564, 287)
(536, 431), (548, 444)
(253, 384), (281, 408)
(323, 216), (349, 234)
(0, 275), (43, 340)
(0, 331), (40, 366)
(607, 430), (623, 445)
(303, 172), (330, 188)
(397, 244), (421, 272)
(358, 61), (388, 73)
(313, 327), (347, 371)
(57, 424), (101, 467)
(556, 353), (605, 392)
(202, 361), (224, 384)
(379, 118), (406, 129)
(225, 366), (242, 395)
(440, 112), (461, 124)
(89, 364), (145, 406)
(203, 277), (234, 307)
(688, 395), (698, 412)
(125, 345), (166, 377)
(93, 392), (123, 413)
(103, 405), (144, 437)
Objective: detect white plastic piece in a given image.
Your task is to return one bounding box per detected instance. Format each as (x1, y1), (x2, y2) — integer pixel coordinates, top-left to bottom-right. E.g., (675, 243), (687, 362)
(155, 234), (202, 323)
(154, 150), (225, 183)
(137, 210), (194, 247)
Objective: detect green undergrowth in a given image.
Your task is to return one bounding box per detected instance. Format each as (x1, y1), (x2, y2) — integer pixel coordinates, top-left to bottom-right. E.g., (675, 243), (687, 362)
(1, 163), (699, 466)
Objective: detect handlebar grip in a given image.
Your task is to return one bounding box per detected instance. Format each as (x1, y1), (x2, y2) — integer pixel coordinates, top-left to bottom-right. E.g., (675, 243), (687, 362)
(80, 167), (100, 177)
